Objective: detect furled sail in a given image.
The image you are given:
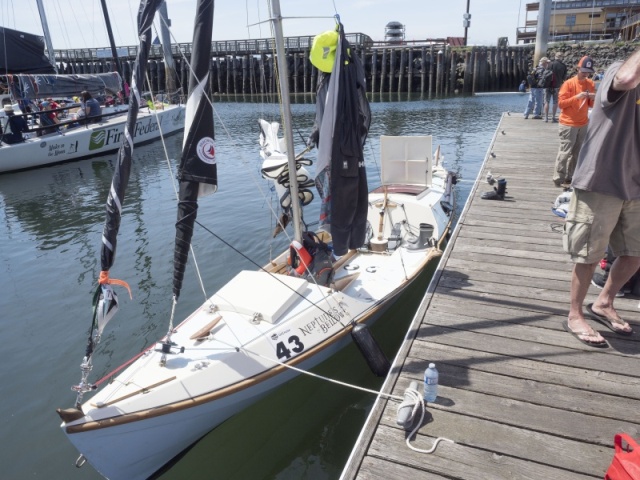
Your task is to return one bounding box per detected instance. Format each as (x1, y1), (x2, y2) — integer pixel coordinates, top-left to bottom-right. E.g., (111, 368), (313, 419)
(172, 0), (217, 300)
(311, 23), (371, 256)
(100, 0), (162, 281)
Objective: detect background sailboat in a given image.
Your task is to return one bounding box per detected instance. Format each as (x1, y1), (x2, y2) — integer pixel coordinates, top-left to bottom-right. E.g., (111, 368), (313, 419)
(0, 0), (185, 173)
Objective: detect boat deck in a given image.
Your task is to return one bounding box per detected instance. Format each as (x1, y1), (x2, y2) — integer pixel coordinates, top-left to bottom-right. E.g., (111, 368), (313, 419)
(341, 114), (640, 480)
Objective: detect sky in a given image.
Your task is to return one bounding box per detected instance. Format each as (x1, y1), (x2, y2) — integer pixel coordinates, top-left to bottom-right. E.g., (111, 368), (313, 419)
(2, 0), (526, 50)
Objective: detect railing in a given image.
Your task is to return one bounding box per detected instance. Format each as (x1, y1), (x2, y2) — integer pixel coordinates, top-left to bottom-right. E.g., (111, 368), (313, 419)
(516, 22), (618, 42)
(622, 11), (640, 27)
(54, 33), (374, 62)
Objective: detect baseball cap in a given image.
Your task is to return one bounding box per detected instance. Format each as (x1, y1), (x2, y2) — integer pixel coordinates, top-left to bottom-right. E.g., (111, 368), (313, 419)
(578, 56), (595, 73)
(41, 101), (50, 107)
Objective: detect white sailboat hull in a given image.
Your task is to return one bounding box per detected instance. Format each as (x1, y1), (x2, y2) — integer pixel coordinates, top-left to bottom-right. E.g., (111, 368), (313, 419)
(60, 148), (454, 478)
(0, 104), (185, 173)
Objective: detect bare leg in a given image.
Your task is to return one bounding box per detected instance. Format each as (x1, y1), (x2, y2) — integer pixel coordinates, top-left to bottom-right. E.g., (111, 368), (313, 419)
(568, 262), (606, 343)
(544, 100), (549, 121)
(591, 255), (640, 333)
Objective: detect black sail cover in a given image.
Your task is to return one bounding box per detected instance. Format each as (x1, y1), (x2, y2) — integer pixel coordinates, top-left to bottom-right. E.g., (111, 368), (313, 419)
(313, 24), (371, 256)
(0, 27), (55, 74)
(8, 72), (122, 101)
(172, 0), (217, 300)
(100, 0), (163, 276)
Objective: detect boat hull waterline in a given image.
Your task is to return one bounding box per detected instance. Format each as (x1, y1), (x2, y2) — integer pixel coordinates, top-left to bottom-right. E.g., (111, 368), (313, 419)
(60, 166), (452, 479)
(0, 105), (185, 173)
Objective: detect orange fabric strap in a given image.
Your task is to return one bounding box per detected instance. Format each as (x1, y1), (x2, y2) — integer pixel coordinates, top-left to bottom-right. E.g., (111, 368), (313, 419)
(98, 271), (132, 299)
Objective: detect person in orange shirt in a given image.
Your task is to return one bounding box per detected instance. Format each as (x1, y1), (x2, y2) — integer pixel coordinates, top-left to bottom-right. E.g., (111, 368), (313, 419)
(552, 56), (596, 188)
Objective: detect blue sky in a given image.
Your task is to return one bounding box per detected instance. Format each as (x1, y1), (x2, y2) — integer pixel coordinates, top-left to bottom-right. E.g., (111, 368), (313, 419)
(3, 0), (525, 49)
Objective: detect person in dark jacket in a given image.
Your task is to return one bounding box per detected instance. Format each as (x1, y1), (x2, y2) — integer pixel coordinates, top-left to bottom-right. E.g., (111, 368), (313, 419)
(2, 105), (29, 144)
(544, 52), (568, 122)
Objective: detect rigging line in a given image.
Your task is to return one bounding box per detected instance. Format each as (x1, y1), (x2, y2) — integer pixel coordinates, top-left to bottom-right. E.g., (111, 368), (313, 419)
(216, 336), (404, 401)
(151, 15), (293, 312)
(142, 65), (211, 307)
(156, 6), (343, 317)
(194, 218), (350, 327)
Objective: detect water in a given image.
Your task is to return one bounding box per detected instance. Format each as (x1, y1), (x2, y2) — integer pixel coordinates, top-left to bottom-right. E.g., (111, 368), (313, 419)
(0, 94), (525, 480)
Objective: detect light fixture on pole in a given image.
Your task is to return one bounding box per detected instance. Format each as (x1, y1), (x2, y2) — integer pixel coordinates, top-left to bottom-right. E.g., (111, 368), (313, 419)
(463, 0), (471, 46)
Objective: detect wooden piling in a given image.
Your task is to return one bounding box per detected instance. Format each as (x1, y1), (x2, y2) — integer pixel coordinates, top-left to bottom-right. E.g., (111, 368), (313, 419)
(371, 49), (378, 95)
(379, 49), (386, 96)
(420, 47), (426, 96)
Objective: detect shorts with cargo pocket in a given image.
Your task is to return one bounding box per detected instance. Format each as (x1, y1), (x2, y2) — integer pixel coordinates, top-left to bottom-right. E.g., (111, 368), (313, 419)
(563, 188), (640, 264)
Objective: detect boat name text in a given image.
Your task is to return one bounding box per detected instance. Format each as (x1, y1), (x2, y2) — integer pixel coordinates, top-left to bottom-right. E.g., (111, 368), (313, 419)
(298, 306), (346, 337)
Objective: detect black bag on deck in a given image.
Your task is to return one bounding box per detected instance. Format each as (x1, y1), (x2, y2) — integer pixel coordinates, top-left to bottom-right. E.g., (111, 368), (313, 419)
(297, 231), (335, 286)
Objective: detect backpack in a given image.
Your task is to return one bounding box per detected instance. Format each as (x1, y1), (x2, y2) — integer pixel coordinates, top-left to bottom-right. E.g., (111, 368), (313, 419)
(538, 68), (554, 89)
(289, 231), (335, 286)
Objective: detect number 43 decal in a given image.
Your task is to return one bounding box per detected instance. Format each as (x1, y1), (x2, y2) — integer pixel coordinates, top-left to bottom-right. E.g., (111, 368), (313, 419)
(276, 335), (305, 360)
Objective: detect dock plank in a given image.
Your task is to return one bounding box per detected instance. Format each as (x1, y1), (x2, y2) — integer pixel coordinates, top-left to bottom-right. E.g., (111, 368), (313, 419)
(341, 114), (640, 480)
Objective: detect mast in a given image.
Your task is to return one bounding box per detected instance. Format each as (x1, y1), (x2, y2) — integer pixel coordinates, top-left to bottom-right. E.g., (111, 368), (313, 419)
(100, 0), (126, 98)
(158, 1), (178, 102)
(268, 0), (303, 243)
(35, 0), (58, 73)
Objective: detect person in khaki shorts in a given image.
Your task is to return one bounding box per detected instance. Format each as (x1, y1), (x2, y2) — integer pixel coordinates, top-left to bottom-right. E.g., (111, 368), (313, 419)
(562, 49), (640, 347)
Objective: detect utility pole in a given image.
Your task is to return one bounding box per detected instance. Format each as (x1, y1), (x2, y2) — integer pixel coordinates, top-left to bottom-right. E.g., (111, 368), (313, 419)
(534, 0), (552, 64)
(463, 0), (471, 46)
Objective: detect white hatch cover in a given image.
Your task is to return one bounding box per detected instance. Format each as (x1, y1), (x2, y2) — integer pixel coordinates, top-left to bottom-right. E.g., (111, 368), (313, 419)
(380, 135), (433, 188)
(211, 270), (308, 323)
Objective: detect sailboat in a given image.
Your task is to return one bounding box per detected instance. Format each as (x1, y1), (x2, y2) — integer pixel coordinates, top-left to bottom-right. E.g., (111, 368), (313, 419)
(56, 0), (455, 479)
(0, 1), (185, 174)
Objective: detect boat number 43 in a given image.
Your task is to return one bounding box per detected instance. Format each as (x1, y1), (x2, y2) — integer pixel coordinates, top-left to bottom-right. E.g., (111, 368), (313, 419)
(276, 335), (305, 360)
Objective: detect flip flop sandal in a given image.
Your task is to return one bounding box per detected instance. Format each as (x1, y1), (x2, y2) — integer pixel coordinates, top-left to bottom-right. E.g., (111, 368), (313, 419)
(562, 321), (608, 348)
(586, 303), (634, 336)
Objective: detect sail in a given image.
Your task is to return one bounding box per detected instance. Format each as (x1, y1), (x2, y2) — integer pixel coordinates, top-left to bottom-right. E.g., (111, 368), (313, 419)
(100, 0), (163, 277)
(172, 0), (217, 300)
(312, 24), (371, 256)
(0, 27), (55, 74)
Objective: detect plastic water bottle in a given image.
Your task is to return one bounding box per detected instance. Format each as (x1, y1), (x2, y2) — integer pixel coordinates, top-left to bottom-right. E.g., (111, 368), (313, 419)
(423, 363), (439, 402)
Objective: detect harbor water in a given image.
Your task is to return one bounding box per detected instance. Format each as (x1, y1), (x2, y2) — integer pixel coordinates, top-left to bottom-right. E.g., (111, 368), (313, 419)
(0, 94), (526, 479)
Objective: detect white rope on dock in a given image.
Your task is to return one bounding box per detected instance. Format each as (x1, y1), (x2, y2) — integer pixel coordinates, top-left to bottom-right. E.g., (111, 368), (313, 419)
(399, 385), (455, 454)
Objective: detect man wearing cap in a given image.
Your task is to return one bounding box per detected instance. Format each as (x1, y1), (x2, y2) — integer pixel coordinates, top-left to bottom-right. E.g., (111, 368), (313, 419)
(38, 101), (60, 135)
(552, 56), (596, 188)
(562, 49), (640, 347)
(544, 51), (568, 122)
(1, 105), (29, 144)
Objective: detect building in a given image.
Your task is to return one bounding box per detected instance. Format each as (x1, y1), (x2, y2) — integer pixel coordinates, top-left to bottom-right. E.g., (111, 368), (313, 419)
(517, 0), (640, 44)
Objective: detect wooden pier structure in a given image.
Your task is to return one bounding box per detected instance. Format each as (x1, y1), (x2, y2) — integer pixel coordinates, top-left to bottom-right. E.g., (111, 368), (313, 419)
(341, 114), (640, 479)
(51, 35), (532, 97)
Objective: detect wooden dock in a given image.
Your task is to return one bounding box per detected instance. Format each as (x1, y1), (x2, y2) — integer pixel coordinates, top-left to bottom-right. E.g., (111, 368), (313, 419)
(341, 113), (640, 480)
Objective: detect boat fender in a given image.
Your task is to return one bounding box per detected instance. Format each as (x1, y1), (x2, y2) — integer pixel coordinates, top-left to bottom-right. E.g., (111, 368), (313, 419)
(351, 323), (390, 377)
(289, 240), (312, 275)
